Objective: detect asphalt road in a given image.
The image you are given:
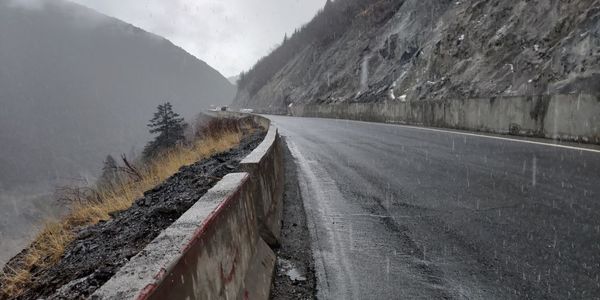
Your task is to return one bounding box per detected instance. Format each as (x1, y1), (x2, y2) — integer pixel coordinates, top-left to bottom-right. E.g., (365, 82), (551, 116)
(268, 115), (600, 300)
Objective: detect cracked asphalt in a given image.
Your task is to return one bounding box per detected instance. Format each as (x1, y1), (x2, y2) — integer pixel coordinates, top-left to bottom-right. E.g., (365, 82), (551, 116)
(269, 115), (600, 300)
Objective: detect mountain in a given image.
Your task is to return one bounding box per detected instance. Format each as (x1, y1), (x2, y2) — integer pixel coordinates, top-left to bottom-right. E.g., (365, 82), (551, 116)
(233, 0), (600, 112)
(0, 0), (234, 265)
(0, 0), (235, 187)
(227, 75), (240, 86)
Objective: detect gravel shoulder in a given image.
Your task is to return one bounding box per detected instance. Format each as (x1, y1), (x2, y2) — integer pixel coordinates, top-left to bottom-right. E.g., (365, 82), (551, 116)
(270, 138), (316, 300)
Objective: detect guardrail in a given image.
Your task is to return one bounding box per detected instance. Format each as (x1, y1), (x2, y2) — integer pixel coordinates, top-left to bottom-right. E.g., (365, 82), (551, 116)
(289, 94), (600, 144)
(92, 114), (283, 300)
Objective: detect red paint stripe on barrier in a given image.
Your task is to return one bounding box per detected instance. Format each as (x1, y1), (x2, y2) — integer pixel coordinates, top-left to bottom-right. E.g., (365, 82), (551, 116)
(136, 174), (249, 300)
(153, 268), (167, 280)
(135, 266), (166, 300)
(181, 180), (246, 253)
(136, 284), (157, 300)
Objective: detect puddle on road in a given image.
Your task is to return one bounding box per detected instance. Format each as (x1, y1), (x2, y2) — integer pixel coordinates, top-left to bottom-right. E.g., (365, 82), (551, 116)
(277, 258), (307, 282)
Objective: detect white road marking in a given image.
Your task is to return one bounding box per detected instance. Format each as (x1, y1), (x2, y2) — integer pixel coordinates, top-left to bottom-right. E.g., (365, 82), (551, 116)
(329, 119), (600, 154)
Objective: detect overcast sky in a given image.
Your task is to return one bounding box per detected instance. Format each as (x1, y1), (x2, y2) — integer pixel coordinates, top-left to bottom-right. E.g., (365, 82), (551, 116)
(68, 0), (326, 77)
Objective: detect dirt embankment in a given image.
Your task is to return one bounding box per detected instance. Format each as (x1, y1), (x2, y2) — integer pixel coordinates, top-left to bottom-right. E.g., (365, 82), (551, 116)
(3, 130), (265, 300)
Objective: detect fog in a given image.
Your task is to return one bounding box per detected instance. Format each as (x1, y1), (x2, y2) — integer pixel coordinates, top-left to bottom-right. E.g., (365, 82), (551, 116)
(68, 0), (328, 77)
(0, 0), (234, 265)
(0, 185), (58, 266)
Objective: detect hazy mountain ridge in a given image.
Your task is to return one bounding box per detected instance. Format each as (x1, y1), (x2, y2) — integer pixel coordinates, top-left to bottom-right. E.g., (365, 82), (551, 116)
(0, 0), (235, 187)
(227, 75), (240, 86)
(0, 0), (234, 266)
(233, 0), (600, 112)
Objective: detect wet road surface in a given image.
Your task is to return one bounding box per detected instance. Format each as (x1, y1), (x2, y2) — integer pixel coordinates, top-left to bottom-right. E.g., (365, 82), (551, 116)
(269, 115), (600, 300)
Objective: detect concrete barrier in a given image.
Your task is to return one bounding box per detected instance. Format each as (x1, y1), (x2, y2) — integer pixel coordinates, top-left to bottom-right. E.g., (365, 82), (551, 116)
(208, 111), (284, 245)
(289, 94), (600, 144)
(93, 116), (283, 299)
(240, 126), (284, 247)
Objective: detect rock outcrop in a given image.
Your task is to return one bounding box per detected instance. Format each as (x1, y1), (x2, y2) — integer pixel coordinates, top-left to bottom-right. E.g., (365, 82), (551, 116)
(233, 0), (600, 113)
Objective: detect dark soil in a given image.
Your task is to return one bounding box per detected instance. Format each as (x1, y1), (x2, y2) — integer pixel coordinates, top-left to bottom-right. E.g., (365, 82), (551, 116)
(8, 130), (265, 300)
(270, 139), (316, 300)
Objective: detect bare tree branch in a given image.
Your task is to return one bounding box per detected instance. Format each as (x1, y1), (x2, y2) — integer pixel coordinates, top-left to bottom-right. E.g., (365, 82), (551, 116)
(120, 154), (143, 182)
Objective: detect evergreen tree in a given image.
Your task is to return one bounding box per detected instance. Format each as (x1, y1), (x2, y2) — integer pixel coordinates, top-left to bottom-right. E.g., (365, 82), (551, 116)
(142, 102), (187, 160)
(98, 154), (119, 187)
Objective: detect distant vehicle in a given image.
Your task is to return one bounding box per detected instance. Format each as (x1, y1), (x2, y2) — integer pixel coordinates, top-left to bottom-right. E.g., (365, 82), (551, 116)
(207, 105), (229, 112)
(240, 108), (254, 113)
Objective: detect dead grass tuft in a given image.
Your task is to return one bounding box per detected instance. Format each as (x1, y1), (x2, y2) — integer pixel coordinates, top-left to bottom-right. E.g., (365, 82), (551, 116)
(0, 120), (245, 298)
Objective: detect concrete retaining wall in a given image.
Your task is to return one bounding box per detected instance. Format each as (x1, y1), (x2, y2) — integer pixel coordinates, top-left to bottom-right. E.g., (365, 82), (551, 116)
(289, 94), (600, 144)
(92, 116), (283, 300)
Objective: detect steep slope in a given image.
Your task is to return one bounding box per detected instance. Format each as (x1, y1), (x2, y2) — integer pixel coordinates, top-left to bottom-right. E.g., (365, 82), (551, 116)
(0, 0), (234, 266)
(0, 0), (234, 188)
(233, 0), (600, 113)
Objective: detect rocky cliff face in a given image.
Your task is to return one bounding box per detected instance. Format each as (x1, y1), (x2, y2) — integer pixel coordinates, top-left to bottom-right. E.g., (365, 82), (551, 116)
(233, 0), (600, 113)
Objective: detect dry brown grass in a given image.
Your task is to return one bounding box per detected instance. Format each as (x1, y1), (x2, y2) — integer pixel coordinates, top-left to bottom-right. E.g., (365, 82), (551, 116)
(0, 128), (243, 298)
